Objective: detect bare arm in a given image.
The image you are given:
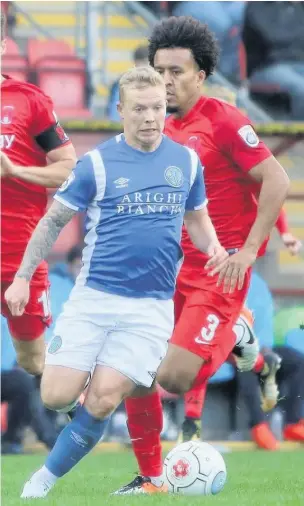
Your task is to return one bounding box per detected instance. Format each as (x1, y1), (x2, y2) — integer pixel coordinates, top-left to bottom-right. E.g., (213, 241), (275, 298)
(184, 207), (221, 253)
(244, 155), (290, 254)
(2, 144), (77, 187)
(16, 200), (77, 281)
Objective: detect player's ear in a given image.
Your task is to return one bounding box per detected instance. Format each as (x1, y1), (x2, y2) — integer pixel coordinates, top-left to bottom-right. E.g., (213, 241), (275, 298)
(197, 70), (206, 88)
(117, 101), (124, 120)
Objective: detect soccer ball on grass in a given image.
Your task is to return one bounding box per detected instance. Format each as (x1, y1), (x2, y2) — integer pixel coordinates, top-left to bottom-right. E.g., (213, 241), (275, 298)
(163, 441), (227, 495)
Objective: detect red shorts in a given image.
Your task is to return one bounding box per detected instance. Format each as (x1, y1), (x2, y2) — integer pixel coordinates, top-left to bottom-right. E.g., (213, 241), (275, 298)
(171, 269), (251, 380)
(1, 280), (51, 341)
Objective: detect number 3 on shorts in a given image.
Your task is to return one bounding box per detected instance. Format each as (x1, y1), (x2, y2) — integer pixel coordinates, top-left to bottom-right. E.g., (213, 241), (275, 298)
(38, 290), (51, 318)
(195, 314), (220, 344)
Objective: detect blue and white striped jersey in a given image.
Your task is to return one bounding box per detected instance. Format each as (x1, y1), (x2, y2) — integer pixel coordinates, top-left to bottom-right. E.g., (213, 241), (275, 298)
(54, 134), (207, 299)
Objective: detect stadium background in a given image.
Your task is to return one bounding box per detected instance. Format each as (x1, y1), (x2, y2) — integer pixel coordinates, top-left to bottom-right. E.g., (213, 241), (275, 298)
(1, 0), (304, 452)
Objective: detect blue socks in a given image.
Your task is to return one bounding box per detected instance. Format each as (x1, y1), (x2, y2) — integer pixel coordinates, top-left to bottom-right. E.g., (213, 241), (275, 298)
(45, 405), (108, 477)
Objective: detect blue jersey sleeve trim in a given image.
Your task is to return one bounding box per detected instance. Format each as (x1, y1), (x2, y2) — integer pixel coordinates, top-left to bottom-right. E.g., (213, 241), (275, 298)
(53, 194), (79, 211)
(88, 149), (106, 201)
(194, 198), (208, 211)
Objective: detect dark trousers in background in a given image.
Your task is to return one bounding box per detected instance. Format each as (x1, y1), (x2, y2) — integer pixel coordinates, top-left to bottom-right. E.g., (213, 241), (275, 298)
(1, 368), (58, 449)
(237, 347), (304, 428)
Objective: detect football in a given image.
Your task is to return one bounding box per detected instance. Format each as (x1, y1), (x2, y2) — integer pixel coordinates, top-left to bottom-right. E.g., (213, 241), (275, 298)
(164, 441), (227, 495)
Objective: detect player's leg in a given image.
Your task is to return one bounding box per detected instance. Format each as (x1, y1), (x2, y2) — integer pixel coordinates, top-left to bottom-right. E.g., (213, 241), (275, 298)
(20, 288), (109, 498)
(114, 290), (236, 495)
(1, 282), (51, 375)
(236, 368), (279, 451)
(179, 382), (207, 443)
(178, 305), (278, 444)
(115, 291), (186, 496)
(21, 364), (134, 498)
(232, 308), (281, 411)
(111, 296), (174, 496)
(276, 346), (304, 442)
(11, 333), (45, 376)
(157, 292), (238, 394)
(116, 382), (166, 495)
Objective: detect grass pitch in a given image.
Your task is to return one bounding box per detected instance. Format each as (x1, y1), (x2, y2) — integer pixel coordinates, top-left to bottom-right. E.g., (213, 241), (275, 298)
(2, 449), (304, 506)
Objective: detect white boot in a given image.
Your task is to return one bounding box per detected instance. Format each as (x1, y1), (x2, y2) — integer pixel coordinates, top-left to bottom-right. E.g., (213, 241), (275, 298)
(21, 467), (57, 499)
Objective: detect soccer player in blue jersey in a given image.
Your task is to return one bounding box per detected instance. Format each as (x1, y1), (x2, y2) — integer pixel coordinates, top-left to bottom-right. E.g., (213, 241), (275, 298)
(5, 66), (228, 498)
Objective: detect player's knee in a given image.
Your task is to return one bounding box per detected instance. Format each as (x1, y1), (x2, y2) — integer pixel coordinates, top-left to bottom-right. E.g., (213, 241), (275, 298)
(158, 370), (193, 395)
(17, 351), (44, 376)
(85, 388), (123, 419)
(41, 382), (76, 411)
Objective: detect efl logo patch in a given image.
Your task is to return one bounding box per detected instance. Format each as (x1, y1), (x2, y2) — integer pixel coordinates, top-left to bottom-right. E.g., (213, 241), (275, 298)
(238, 125), (259, 147)
(58, 172), (75, 192)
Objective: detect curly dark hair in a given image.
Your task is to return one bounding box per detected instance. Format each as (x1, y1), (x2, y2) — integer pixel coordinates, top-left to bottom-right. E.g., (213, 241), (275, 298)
(148, 16), (220, 77)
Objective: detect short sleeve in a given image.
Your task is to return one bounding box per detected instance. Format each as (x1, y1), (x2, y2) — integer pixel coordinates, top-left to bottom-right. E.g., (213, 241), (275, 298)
(218, 107), (272, 173)
(29, 89), (70, 151)
(54, 154), (97, 211)
(185, 149), (208, 211)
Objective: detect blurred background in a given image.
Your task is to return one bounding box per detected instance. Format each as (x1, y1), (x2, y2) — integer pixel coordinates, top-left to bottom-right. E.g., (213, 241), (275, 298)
(1, 0), (304, 453)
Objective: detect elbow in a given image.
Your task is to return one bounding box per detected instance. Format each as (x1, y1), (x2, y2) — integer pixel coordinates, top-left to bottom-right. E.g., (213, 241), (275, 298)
(57, 158), (76, 185)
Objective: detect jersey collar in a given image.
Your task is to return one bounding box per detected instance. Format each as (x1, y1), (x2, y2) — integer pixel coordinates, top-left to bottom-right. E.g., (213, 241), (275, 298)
(170, 96), (207, 126)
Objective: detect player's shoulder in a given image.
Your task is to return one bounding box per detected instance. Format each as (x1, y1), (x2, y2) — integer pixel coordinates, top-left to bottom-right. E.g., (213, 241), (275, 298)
(204, 96), (249, 125)
(4, 78), (52, 103)
(165, 136), (199, 168)
(93, 133), (123, 157)
(164, 135), (196, 156)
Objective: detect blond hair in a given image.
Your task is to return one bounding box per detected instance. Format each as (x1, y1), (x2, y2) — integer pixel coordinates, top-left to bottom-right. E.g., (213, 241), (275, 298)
(119, 66), (165, 103)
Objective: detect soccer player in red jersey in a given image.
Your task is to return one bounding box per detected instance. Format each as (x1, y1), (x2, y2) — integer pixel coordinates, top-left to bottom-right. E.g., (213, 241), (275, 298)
(113, 17), (290, 494)
(1, 14), (76, 375)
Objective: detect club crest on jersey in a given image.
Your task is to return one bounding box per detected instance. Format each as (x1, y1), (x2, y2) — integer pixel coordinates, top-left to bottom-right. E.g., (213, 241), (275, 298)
(238, 125), (259, 147)
(1, 105), (14, 125)
(48, 335), (62, 354)
(58, 172), (75, 192)
(164, 166), (184, 188)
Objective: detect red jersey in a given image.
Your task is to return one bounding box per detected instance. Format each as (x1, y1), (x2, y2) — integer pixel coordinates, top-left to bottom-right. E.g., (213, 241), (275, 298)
(164, 96), (272, 271)
(1, 77), (70, 284)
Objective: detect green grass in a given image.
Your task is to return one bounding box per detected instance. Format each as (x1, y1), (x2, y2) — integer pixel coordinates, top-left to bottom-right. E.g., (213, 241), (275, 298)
(2, 450), (304, 506)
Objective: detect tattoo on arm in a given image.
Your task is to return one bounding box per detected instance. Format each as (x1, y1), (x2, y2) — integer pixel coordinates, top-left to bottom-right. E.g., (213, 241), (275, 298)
(16, 201), (77, 281)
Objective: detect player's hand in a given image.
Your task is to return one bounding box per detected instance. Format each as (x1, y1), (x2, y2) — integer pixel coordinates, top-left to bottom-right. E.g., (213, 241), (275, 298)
(207, 248), (257, 293)
(0, 151), (17, 178)
(4, 277), (30, 316)
(281, 232), (302, 256)
(205, 243), (229, 269)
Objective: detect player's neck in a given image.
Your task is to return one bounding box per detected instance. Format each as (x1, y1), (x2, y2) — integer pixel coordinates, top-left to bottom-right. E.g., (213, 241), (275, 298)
(175, 92), (202, 118)
(123, 133), (163, 153)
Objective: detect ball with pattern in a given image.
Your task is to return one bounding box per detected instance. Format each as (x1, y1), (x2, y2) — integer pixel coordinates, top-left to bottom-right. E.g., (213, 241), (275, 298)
(164, 441), (227, 495)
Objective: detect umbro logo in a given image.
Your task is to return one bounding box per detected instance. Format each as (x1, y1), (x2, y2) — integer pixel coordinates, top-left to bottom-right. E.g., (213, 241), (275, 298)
(70, 430), (87, 447)
(114, 177), (129, 188)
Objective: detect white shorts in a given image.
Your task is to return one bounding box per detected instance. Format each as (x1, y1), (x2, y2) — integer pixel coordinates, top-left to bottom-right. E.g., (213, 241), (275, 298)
(45, 285), (174, 388)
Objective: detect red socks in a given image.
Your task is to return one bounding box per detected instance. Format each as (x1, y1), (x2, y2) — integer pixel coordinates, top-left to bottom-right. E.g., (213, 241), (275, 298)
(184, 383), (207, 419)
(125, 391), (163, 477)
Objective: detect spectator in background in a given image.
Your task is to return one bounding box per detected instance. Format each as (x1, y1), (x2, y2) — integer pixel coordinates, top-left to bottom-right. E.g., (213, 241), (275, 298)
(1, 318), (58, 454)
(1, 2), (16, 38)
(46, 245), (83, 338)
(242, 1), (304, 120)
(107, 45), (149, 122)
(237, 272), (304, 450)
(171, 2), (246, 83)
